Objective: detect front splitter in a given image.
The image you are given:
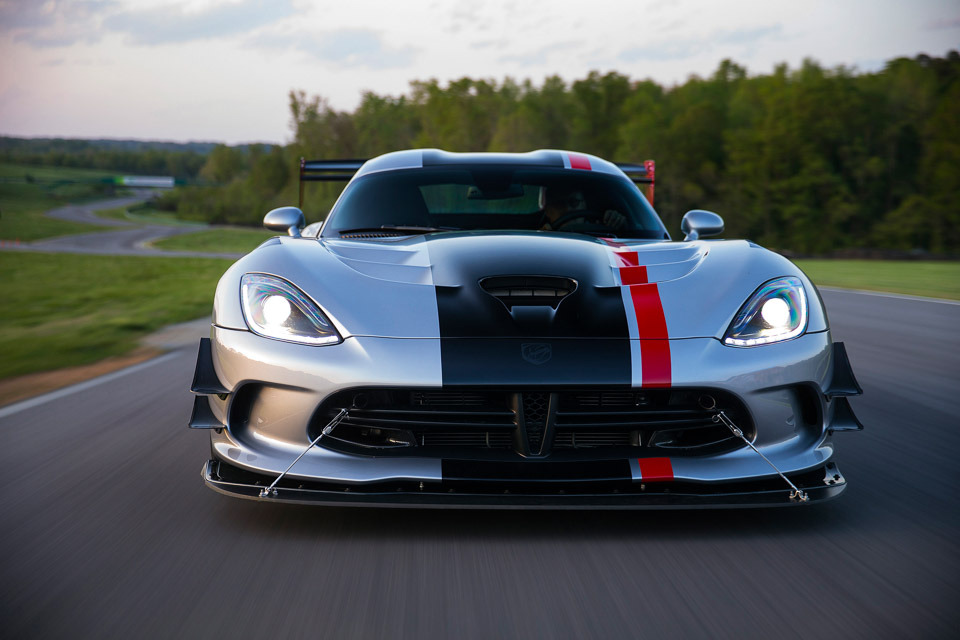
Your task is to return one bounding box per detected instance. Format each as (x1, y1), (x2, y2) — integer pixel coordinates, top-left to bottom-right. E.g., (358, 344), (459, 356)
(202, 459), (846, 509)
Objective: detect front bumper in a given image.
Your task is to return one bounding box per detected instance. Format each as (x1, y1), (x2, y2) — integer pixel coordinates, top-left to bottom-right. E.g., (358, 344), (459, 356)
(192, 328), (862, 507)
(203, 458), (846, 508)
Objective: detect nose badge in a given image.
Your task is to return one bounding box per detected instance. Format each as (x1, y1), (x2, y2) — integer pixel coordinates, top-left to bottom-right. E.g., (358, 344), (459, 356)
(521, 343), (552, 365)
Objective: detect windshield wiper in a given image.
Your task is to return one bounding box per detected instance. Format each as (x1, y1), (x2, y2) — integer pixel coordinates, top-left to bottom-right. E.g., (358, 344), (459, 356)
(338, 225), (459, 236)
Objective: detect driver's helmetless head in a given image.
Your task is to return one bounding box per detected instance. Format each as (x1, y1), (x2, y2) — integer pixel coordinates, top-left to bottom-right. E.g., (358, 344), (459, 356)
(539, 187), (586, 211)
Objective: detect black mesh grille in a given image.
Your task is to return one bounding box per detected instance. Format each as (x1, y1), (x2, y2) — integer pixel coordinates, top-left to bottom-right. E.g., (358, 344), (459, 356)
(552, 389), (750, 454)
(421, 431), (513, 448)
(523, 392), (549, 452)
(311, 387), (752, 459)
(553, 430), (636, 448)
(412, 391), (489, 407)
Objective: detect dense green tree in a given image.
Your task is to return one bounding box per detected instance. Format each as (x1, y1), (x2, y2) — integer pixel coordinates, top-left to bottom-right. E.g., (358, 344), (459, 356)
(220, 52), (960, 252)
(18, 52), (957, 253)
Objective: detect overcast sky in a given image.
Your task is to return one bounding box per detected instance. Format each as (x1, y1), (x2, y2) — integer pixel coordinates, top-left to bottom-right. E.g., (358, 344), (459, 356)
(1, 0), (957, 144)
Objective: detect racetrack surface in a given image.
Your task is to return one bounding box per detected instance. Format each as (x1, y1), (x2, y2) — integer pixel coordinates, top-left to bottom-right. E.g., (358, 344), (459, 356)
(3, 196), (244, 259)
(1, 290), (957, 639)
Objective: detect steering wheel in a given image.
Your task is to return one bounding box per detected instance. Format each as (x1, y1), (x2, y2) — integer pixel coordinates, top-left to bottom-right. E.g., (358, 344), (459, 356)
(548, 209), (604, 230)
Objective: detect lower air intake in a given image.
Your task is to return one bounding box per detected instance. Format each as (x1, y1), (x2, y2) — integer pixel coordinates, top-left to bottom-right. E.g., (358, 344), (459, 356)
(310, 388), (752, 459)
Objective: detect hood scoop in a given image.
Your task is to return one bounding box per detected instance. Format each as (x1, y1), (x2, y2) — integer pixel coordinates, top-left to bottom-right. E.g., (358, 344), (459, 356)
(479, 276), (578, 311)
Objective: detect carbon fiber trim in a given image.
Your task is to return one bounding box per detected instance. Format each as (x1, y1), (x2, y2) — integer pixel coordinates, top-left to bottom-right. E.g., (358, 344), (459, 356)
(203, 459), (846, 508)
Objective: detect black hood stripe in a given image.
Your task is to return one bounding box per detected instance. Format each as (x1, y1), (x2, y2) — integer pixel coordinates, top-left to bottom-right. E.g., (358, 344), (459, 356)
(431, 234), (631, 385)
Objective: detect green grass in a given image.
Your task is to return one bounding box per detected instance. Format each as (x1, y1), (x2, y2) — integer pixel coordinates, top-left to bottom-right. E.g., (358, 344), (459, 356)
(152, 228), (276, 254)
(796, 260), (960, 300)
(0, 163), (118, 241)
(96, 203), (206, 227)
(0, 252), (231, 379)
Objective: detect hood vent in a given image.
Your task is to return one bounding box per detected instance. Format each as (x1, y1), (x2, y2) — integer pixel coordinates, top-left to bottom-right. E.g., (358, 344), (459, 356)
(479, 276), (577, 310)
(339, 231), (409, 239)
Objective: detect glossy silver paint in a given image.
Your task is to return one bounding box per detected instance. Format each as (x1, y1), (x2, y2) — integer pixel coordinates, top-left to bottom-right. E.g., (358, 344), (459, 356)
(199, 148), (857, 501)
(212, 235), (826, 340)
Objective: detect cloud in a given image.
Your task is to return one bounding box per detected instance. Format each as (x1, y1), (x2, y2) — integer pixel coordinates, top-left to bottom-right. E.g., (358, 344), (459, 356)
(104, 0), (294, 45)
(470, 38), (508, 50)
(1, 0), (295, 48)
(499, 41), (583, 66)
(2, 0), (117, 47)
(250, 29), (416, 69)
(0, 0), (114, 30)
(619, 42), (702, 63)
(713, 25), (783, 45)
(923, 16), (960, 31)
(619, 24), (782, 62)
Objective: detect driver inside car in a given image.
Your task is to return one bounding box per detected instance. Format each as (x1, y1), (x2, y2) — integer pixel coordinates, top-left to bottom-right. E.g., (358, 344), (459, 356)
(538, 187), (627, 231)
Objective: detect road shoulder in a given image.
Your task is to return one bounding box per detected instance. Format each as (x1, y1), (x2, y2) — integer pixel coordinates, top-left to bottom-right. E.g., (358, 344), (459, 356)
(0, 317), (209, 409)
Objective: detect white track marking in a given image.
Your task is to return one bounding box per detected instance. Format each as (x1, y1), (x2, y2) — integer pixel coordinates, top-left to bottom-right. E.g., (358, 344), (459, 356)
(0, 352), (182, 420)
(819, 287), (960, 306)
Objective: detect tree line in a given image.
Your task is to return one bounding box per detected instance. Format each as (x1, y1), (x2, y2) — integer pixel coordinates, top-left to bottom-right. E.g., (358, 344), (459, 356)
(24, 52), (960, 253)
(0, 137), (212, 179)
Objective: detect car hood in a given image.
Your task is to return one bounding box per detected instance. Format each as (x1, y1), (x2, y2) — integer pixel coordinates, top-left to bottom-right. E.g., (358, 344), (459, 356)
(215, 231), (822, 340)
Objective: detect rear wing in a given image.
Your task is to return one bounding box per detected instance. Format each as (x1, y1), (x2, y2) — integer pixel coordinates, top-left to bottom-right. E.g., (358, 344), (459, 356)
(298, 157), (657, 207)
(299, 158), (365, 208)
(615, 160), (655, 205)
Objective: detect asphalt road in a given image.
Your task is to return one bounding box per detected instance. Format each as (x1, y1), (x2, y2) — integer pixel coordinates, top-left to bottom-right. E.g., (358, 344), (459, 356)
(4, 196), (243, 259)
(1, 290), (957, 639)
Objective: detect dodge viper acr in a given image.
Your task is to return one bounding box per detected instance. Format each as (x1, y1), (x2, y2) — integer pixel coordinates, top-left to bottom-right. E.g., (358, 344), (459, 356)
(190, 149), (864, 508)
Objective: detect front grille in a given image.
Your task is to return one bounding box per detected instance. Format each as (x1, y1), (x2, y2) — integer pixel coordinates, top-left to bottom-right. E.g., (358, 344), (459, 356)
(553, 389), (746, 454)
(553, 430), (636, 448)
(311, 389), (515, 453)
(311, 388), (752, 459)
(522, 392), (549, 453)
(421, 431), (513, 448)
(411, 391), (489, 407)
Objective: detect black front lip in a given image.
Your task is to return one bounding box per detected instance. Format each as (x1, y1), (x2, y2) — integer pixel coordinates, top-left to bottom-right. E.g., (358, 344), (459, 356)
(202, 459), (846, 509)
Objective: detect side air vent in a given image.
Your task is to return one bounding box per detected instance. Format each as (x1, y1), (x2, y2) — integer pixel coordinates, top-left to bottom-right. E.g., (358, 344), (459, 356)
(479, 276), (577, 310)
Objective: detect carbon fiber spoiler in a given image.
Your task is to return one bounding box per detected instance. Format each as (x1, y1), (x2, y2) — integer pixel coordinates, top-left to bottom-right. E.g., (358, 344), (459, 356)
(299, 158), (366, 207)
(615, 160), (655, 205)
(298, 157), (657, 207)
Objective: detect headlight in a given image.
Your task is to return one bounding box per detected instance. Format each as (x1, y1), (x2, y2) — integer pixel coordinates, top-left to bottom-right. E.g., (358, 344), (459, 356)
(723, 276), (807, 347)
(240, 273), (341, 345)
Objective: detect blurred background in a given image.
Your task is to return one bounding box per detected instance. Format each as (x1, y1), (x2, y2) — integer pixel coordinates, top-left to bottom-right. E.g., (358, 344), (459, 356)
(1, 2), (958, 638)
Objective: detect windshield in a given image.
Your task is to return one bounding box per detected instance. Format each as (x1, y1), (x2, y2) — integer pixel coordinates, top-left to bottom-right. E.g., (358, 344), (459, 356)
(321, 166), (668, 239)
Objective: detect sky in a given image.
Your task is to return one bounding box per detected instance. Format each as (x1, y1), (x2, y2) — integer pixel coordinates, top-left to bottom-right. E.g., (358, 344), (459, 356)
(0, 0), (958, 145)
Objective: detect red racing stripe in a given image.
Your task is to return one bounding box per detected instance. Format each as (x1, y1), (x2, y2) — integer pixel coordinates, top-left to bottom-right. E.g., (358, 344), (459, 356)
(568, 152), (592, 170)
(638, 457), (673, 482)
(630, 283), (672, 387)
(619, 265), (648, 285)
(600, 239), (672, 388)
(613, 250), (639, 267)
(640, 338), (671, 388)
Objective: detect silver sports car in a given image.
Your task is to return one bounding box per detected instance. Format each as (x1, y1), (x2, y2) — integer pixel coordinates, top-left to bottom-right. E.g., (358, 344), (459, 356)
(190, 149), (864, 507)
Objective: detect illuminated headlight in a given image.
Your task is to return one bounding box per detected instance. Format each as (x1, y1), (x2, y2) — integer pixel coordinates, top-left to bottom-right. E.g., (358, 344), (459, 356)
(240, 273), (341, 345)
(723, 277), (807, 347)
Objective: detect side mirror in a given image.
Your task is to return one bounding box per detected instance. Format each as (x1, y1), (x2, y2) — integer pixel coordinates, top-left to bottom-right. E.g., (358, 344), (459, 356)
(264, 206), (305, 238)
(681, 210), (724, 241)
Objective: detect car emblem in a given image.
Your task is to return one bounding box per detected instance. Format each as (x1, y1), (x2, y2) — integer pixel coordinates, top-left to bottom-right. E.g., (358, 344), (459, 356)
(521, 343), (552, 365)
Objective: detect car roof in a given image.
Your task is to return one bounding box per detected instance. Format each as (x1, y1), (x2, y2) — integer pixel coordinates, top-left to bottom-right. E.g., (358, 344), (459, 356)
(355, 149), (629, 181)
